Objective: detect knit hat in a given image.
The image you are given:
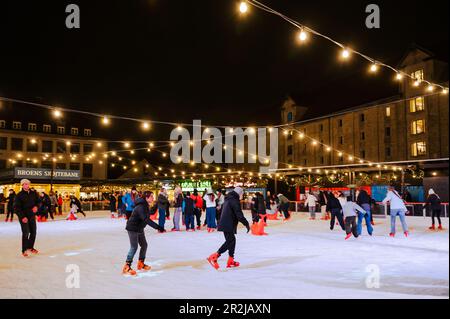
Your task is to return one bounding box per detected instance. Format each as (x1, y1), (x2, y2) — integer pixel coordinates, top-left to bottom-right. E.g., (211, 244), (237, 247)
(234, 187), (244, 198)
(20, 179), (31, 185)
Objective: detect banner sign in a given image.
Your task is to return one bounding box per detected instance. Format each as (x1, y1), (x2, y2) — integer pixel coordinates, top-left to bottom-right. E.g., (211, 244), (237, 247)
(14, 167), (81, 181)
(180, 180), (212, 192)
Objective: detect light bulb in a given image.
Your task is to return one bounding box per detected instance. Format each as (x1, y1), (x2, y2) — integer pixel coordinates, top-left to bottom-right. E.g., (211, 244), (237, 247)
(298, 30), (308, 42)
(239, 1), (248, 14)
(341, 49), (350, 59)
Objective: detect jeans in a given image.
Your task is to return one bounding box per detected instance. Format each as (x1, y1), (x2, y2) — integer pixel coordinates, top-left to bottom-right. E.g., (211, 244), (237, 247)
(126, 231), (147, 263)
(185, 214), (195, 230)
(357, 203), (373, 235)
(330, 208), (345, 230)
(280, 203), (290, 218)
(218, 232), (236, 257)
(390, 209), (408, 234)
(308, 206), (316, 219)
(173, 207), (182, 230)
(158, 208), (166, 229)
(345, 216), (358, 237)
(205, 207), (217, 228)
(19, 217), (37, 253)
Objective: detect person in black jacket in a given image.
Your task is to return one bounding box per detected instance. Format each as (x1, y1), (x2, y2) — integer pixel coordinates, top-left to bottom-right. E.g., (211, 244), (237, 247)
(70, 195), (86, 217)
(14, 179), (40, 257)
(207, 187), (250, 270)
(109, 193), (117, 218)
(251, 192), (267, 224)
(424, 189), (443, 230)
(6, 189), (16, 222)
(356, 189), (374, 236)
(326, 192), (345, 231)
(122, 191), (165, 276)
(183, 191), (195, 231)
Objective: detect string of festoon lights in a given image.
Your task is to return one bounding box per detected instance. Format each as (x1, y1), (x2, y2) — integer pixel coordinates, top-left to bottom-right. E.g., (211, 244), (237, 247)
(238, 0), (449, 94)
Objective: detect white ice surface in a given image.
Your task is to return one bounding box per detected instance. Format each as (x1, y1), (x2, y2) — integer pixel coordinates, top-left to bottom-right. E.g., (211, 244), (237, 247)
(0, 211), (448, 299)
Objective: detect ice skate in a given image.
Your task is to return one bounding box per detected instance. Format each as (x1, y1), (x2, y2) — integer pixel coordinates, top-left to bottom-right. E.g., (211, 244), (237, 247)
(137, 260), (151, 271)
(404, 231), (409, 237)
(207, 252), (220, 270)
(22, 251), (30, 258)
(30, 248), (39, 255)
(345, 233), (352, 240)
(122, 263), (137, 276)
(429, 225), (436, 230)
(438, 225), (443, 230)
(389, 233), (395, 237)
(226, 257), (240, 268)
(111, 214), (116, 219)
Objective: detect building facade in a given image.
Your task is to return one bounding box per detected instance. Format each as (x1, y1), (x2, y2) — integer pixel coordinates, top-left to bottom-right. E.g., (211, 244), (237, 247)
(279, 48), (449, 169)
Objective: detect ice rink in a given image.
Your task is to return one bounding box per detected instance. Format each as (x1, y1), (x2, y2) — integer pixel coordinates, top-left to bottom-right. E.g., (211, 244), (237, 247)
(0, 211), (448, 299)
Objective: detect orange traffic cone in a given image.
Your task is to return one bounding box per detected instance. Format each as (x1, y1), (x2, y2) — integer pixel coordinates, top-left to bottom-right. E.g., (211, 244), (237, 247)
(251, 216), (268, 236)
(266, 212), (279, 220)
(150, 211), (158, 221)
(67, 213), (77, 221)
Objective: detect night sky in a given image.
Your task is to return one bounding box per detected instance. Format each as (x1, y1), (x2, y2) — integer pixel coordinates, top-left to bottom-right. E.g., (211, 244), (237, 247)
(0, 0), (448, 142)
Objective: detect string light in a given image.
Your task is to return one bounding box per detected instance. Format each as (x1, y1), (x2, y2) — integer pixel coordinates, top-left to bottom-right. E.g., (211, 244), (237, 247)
(369, 63), (378, 73)
(142, 122), (150, 130)
(427, 85), (434, 92)
(239, 1), (248, 14)
(102, 116), (110, 125)
(341, 48), (350, 59)
(53, 109), (62, 118)
(396, 73), (403, 80)
(298, 29), (308, 42)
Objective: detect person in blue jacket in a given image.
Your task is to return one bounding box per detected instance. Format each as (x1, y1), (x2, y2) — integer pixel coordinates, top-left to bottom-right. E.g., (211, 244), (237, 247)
(122, 186), (138, 220)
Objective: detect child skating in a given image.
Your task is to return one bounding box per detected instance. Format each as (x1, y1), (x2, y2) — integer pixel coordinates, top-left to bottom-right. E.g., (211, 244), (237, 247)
(342, 196), (368, 240)
(207, 187), (250, 270)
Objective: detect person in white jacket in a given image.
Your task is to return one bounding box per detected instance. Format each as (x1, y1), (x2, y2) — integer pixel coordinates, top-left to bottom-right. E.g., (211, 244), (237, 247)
(382, 186), (409, 237)
(305, 192), (318, 220)
(203, 189), (217, 232)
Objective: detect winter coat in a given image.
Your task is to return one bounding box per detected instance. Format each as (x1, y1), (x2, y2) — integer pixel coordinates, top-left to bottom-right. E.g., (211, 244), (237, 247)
(122, 192), (138, 212)
(318, 191), (328, 206)
(70, 197), (83, 211)
(338, 196), (347, 208)
(7, 193), (16, 212)
(14, 189), (39, 219)
(252, 194), (266, 214)
(182, 197), (195, 215)
(216, 194), (225, 210)
(326, 196), (342, 211)
(157, 192), (169, 210)
(218, 191), (250, 234)
(382, 190), (407, 211)
(49, 195), (57, 206)
(203, 193), (217, 208)
(57, 196), (63, 206)
(174, 193), (183, 208)
(109, 195), (117, 212)
(38, 195), (51, 214)
(342, 201), (366, 218)
(425, 194), (442, 211)
(126, 198), (162, 233)
(191, 194), (203, 209)
(356, 190), (372, 206)
(305, 194), (317, 207)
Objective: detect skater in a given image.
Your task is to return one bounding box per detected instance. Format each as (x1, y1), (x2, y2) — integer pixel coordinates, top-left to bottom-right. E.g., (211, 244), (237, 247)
(356, 188), (374, 236)
(306, 191), (318, 220)
(117, 191), (124, 218)
(122, 191), (165, 276)
(6, 189), (16, 222)
(251, 192), (266, 224)
(157, 187), (169, 232)
(70, 195), (86, 217)
(342, 196), (367, 240)
(326, 192), (345, 231)
(204, 188), (217, 232)
(57, 194), (63, 215)
(109, 193), (117, 218)
(172, 186), (183, 231)
(277, 193), (291, 220)
(318, 191), (329, 220)
(122, 186), (138, 220)
(183, 191), (195, 231)
(14, 179), (39, 257)
(207, 187), (250, 270)
(191, 189), (203, 230)
(37, 192), (52, 221)
(382, 186), (409, 237)
(216, 189), (225, 224)
(424, 189), (442, 230)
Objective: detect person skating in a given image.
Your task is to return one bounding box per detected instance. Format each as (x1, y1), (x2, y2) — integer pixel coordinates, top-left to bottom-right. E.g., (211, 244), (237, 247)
(172, 186), (183, 231)
(356, 188), (374, 236)
(6, 189), (16, 222)
(182, 191), (195, 231)
(37, 192), (51, 221)
(207, 187), (250, 270)
(251, 192), (267, 224)
(70, 195), (86, 217)
(191, 189), (204, 230)
(382, 186), (409, 237)
(57, 194), (63, 215)
(326, 191), (345, 231)
(204, 188), (218, 232)
(14, 179), (39, 257)
(424, 189), (443, 230)
(342, 196), (367, 240)
(157, 187), (169, 232)
(122, 186), (138, 220)
(306, 191), (318, 220)
(215, 189), (225, 224)
(109, 193), (117, 218)
(318, 191), (330, 220)
(277, 193), (291, 220)
(122, 191), (165, 276)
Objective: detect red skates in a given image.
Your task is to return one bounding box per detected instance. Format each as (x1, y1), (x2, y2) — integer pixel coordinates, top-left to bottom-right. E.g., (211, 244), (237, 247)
(207, 252), (220, 270)
(429, 225), (436, 230)
(196, 226), (202, 230)
(122, 263), (137, 276)
(30, 248), (39, 255)
(137, 260), (151, 271)
(226, 257), (240, 268)
(404, 231), (409, 237)
(438, 225), (443, 230)
(111, 214), (116, 219)
(345, 233), (352, 240)
(389, 233), (395, 237)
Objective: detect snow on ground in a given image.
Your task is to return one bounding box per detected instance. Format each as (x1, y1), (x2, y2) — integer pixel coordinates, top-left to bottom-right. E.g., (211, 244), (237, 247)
(0, 211), (448, 299)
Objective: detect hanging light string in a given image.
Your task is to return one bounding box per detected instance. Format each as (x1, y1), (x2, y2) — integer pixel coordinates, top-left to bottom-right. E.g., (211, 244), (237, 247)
(243, 0), (448, 93)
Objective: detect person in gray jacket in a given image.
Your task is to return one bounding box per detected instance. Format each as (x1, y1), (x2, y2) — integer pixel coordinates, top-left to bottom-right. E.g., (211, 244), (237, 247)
(342, 196), (367, 240)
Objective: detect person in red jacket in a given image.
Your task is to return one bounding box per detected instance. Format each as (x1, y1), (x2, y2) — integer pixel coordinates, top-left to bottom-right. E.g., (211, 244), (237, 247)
(190, 189), (204, 230)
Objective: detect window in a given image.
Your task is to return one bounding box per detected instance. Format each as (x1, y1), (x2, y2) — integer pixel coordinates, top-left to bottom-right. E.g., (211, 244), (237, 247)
(70, 163), (80, 171)
(26, 139), (38, 152)
(385, 127), (391, 137)
(0, 120), (5, 128)
(0, 137), (7, 150)
(339, 136), (343, 145)
(70, 143), (81, 154)
(386, 106), (391, 117)
(71, 127), (79, 135)
(409, 97), (425, 113)
(411, 69), (424, 82)
(83, 143), (93, 154)
(84, 129), (92, 137)
(13, 121), (22, 130)
(386, 147), (391, 157)
(360, 114), (365, 122)
(56, 141), (66, 153)
(28, 123), (37, 131)
(287, 145), (293, 156)
(42, 140), (53, 153)
(360, 132), (365, 140)
(43, 124), (51, 133)
(56, 163), (67, 170)
(287, 112), (293, 122)
(338, 119), (343, 127)
(411, 142), (427, 156)
(411, 120), (425, 135)
(83, 163), (93, 178)
(11, 138), (23, 151)
(57, 126), (65, 134)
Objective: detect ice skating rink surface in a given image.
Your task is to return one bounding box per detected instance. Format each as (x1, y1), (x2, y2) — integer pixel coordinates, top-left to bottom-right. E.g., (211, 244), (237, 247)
(0, 211), (448, 299)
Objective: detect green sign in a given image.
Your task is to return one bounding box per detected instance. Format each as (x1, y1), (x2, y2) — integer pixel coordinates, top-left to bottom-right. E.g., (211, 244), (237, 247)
(180, 180), (212, 192)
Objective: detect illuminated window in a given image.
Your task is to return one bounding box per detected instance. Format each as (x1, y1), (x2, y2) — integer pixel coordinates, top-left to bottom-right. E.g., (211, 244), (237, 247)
(28, 123), (37, 131)
(411, 120), (425, 135)
(386, 106), (391, 117)
(411, 69), (424, 82)
(0, 120), (5, 129)
(409, 97), (425, 113)
(57, 126), (65, 134)
(84, 129), (92, 137)
(43, 124), (51, 133)
(411, 142), (427, 156)
(71, 127), (79, 135)
(13, 121), (22, 130)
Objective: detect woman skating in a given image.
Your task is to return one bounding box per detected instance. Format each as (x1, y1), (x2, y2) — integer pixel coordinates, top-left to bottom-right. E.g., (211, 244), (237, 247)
(382, 186), (409, 237)
(5, 189), (16, 222)
(172, 186), (183, 231)
(326, 192), (345, 231)
(306, 192), (318, 220)
(122, 191), (165, 276)
(425, 189), (443, 230)
(204, 188), (217, 232)
(109, 193), (117, 218)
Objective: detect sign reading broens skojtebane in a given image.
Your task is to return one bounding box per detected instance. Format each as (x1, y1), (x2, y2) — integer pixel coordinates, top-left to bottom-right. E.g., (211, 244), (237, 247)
(14, 167), (80, 181)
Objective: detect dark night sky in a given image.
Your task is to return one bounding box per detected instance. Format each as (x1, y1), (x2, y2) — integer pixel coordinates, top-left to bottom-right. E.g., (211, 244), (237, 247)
(0, 0), (448, 141)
